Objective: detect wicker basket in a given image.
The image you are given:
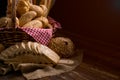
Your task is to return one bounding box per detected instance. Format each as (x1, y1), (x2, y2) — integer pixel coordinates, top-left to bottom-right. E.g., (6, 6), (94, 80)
(0, 0), (54, 48)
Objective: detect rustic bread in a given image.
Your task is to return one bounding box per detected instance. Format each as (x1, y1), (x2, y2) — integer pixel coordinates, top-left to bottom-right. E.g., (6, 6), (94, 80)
(19, 11), (37, 26)
(16, 0), (30, 17)
(29, 4), (44, 17)
(48, 37), (75, 58)
(0, 41), (60, 66)
(23, 20), (43, 28)
(34, 16), (49, 27)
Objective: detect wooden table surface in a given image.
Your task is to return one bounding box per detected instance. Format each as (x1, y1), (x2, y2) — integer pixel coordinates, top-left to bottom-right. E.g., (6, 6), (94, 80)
(0, 63), (119, 80)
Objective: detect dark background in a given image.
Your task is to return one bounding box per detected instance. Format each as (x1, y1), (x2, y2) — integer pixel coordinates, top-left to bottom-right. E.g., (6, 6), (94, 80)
(49, 0), (120, 45)
(49, 0), (120, 72)
(0, 0), (7, 17)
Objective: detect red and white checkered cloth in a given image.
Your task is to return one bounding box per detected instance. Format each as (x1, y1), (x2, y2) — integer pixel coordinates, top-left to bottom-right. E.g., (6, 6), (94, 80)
(48, 16), (62, 33)
(20, 17), (61, 45)
(0, 17), (61, 45)
(21, 28), (53, 45)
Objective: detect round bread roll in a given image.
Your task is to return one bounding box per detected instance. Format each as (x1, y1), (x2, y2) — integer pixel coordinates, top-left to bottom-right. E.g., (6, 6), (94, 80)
(0, 17), (9, 28)
(48, 37), (75, 58)
(35, 16), (49, 27)
(0, 17), (12, 28)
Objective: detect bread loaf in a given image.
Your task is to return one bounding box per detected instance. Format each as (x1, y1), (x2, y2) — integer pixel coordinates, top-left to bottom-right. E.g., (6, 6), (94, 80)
(30, 4), (44, 17)
(23, 20), (43, 28)
(0, 17), (12, 28)
(34, 16), (49, 27)
(40, 5), (48, 16)
(48, 37), (75, 58)
(16, 0), (30, 17)
(0, 42), (60, 65)
(0, 17), (9, 28)
(19, 11), (37, 26)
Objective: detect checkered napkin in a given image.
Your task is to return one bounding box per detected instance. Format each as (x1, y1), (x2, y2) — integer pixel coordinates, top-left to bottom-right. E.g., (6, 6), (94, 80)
(0, 17), (61, 45)
(21, 28), (53, 45)
(48, 17), (62, 33)
(20, 17), (61, 45)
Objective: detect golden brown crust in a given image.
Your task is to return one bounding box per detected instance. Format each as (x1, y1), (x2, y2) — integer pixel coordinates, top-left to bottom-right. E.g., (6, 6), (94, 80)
(16, 0), (31, 17)
(48, 37), (75, 58)
(23, 20), (43, 28)
(19, 11), (37, 26)
(29, 4), (44, 17)
(0, 42), (60, 65)
(34, 16), (49, 27)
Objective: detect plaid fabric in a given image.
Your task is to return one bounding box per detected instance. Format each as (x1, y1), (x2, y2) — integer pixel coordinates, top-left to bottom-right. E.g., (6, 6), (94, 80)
(48, 16), (61, 33)
(21, 28), (53, 45)
(0, 17), (61, 45)
(20, 17), (61, 45)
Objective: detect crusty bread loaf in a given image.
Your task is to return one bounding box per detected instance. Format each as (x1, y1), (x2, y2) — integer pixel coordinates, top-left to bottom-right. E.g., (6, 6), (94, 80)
(34, 16), (49, 27)
(19, 11), (37, 26)
(0, 17), (20, 28)
(40, 5), (48, 16)
(0, 17), (12, 28)
(0, 42), (60, 65)
(16, 0), (30, 17)
(29, 4), (44, 17)
(48, 37), (75, 58)
(23, 20), (43, 28)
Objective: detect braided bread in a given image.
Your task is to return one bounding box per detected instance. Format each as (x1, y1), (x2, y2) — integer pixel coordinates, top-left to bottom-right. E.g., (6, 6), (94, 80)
(0, 41), (60, 66)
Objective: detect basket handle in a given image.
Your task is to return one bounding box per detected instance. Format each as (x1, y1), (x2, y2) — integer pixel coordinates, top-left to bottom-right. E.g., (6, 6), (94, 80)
(11, 0), (16, 28)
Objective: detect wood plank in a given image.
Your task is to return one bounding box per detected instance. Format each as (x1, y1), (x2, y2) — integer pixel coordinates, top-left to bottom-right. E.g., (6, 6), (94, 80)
(54, 30), (120, 71)
(0, 62), (119, 80)
(50, 0), (120, 72)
